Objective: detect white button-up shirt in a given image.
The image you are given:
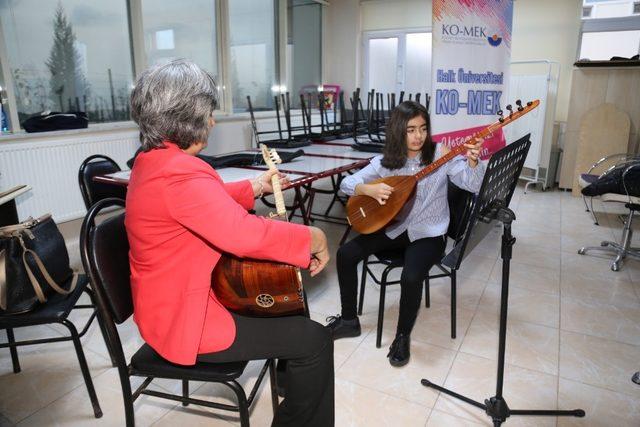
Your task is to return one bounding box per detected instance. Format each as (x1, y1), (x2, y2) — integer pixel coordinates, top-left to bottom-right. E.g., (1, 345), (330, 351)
(340, 145), (487, 241)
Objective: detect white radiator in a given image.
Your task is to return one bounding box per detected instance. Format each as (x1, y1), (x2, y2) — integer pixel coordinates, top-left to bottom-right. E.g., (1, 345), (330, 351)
(0, 130), (140, 222)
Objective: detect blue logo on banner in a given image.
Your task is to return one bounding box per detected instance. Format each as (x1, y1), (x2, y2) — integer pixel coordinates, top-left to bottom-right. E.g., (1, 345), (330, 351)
(487, 34), (502, 47)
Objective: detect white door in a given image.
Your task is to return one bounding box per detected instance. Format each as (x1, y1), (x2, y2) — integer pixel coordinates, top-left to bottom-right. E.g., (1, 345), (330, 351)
(363, 30), (432, 101)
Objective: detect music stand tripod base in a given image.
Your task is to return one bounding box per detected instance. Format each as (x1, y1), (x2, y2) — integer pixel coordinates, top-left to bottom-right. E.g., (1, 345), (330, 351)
(421, 136), (585, 426)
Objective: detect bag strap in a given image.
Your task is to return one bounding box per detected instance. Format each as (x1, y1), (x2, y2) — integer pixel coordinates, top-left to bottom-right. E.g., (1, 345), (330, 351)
(19, 236), (77, 303)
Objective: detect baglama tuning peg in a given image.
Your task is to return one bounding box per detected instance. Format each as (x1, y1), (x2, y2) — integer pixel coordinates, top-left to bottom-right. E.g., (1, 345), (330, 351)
(527, 101), (532, 107)
(497, 109), (504, 123)
(515, 99), (524, 111)
(506, 104), (513, 118)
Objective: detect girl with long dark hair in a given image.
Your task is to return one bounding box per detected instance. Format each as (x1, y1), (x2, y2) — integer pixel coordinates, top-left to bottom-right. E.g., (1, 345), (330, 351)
(326, 100), (486, 367)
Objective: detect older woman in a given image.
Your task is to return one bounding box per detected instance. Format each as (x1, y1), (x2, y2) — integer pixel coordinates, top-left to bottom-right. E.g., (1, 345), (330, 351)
(125, 59), (334, 427)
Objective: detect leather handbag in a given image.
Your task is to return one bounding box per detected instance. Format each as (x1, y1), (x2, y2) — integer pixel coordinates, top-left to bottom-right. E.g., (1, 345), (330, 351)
(0, 214), (77, 314)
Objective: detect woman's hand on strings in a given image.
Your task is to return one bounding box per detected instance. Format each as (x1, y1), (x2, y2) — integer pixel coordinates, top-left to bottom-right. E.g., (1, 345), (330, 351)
(463, 137), (484, 167)
(308, 226), (329, 277)
(360, 183), (394, 205)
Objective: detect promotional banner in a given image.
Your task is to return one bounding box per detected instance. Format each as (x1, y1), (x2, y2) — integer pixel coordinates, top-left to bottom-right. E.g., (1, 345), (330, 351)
(431, 0), (513, 158)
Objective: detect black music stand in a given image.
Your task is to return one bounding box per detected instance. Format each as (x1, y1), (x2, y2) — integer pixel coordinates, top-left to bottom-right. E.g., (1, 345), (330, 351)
(421, 134), (585, 426)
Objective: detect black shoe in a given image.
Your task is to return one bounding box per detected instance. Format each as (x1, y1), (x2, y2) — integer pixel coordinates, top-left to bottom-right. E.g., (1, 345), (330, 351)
(325, 315), (361, 340)
(387, 333), (410, 367)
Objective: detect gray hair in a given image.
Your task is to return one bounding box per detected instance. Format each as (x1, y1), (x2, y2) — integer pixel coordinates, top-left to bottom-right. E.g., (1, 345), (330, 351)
(130, 59), (219, 151)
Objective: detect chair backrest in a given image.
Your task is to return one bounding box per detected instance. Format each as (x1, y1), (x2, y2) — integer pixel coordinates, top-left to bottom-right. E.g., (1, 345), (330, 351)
(81, 198), (133, 327)
(80, 198), (136, 422)
(446, 179), (475, 242)
(78, 155), (127, 210)
(622, 161), (640, 200)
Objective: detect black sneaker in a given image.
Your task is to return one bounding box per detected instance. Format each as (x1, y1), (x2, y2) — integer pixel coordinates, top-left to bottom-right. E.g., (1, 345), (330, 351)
(325, 315), (361, 340)
(387, 333), (410, 367)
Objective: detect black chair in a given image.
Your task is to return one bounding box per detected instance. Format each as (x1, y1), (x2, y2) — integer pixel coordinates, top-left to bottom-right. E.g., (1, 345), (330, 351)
(579, 161), (640, 271)
(578, 153), (638, 225)
(78, 155), (127, 210)
(80, 198), (278, 427)
(358, 181), (475, 348)
(0, 274), (105, 418)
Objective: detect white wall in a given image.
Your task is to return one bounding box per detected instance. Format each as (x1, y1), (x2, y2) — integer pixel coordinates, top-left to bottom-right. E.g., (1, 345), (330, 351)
(511, 0), (582, 122)
(322, 0), (361, 97)
(361, 0), (431, 31)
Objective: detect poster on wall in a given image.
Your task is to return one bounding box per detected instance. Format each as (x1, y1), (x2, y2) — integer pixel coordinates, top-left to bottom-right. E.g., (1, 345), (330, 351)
(431, 0), (513, 158)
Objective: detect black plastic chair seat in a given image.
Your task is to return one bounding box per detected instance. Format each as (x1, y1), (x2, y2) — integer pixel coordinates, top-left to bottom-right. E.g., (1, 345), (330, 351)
(130, 344), (248, 382)
(579, 173), (599, 184)
(373, 248), (447, 268)
(0, 275), (89, 326)
(372, 249), (404, 266)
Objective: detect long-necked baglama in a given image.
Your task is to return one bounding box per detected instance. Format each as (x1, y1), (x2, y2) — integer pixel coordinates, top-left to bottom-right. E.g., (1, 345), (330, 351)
(346, 99), (540, 234)
(211, 144), (305, 317)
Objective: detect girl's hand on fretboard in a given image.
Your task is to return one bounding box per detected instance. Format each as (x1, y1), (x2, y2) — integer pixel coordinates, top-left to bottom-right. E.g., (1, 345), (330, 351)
(463, 137), (484, 167)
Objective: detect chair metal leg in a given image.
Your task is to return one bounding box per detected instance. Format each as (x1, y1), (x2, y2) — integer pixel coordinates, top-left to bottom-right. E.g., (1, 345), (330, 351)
(376, 269), (390, 348)
(6, 328), (21, 373)
(269, 359), (279, 415)
(450, 271), (457, 339)
(182, 380), (189, 407)
(339, 225), (351, 246)
(86, 288), (117, 367)
(228, 380), (250, 427)
(424, 277), (430, 308)
(589, 197), (599, 225)
(61, 319), (102, 418)
(358, 260), (368, 315)
(579, 210), (639, 271)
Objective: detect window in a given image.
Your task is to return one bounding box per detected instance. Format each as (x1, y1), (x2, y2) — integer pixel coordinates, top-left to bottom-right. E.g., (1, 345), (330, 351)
(228, 0), (277, 113)
(580, 30), (640, 59)
(0, 0), (134, 126)
(583, 6), (593, 17)
(405, 33), (432, 96)
(141, 0), (219, 78)
(634, 1), (640, 14)
(583, 0), (640, 19)
(287, 0), (322, 108)
(0, 0), (324, 131)
(579, 1), (640, 60)
(363, 30), (432, 98)
(367, 37), (399, 95)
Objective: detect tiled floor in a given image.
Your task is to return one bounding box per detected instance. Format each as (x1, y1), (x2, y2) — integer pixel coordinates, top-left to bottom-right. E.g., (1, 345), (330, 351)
(2, 183), (640, 426)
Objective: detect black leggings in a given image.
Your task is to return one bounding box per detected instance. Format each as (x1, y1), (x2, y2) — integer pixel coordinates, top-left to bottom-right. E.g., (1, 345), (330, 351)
(198, 313), (334, 427)
(337, 230), (446, 334)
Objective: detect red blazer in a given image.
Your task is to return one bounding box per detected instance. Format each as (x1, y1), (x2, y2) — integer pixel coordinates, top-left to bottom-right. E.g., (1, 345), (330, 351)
(125, 142), (311, 365)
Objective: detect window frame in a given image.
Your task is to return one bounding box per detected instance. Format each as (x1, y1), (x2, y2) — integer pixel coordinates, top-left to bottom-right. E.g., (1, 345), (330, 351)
(576, 14), (640, 60)
(0, 0), (323, 135)
(361, 27), (432, 99)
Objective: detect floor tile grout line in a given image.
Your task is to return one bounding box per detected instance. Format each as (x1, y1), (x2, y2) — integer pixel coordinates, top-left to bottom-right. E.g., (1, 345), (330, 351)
(336, 376), (436, 411)
(11, 353), (114, 426)
(557, 216), (565, 417)
(334, 325), (375, 372)
(149, 400), (236, 427)
(432, 301), (483, 414)
(559, 327), (640, 349)
(556, 372), (640, 400)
